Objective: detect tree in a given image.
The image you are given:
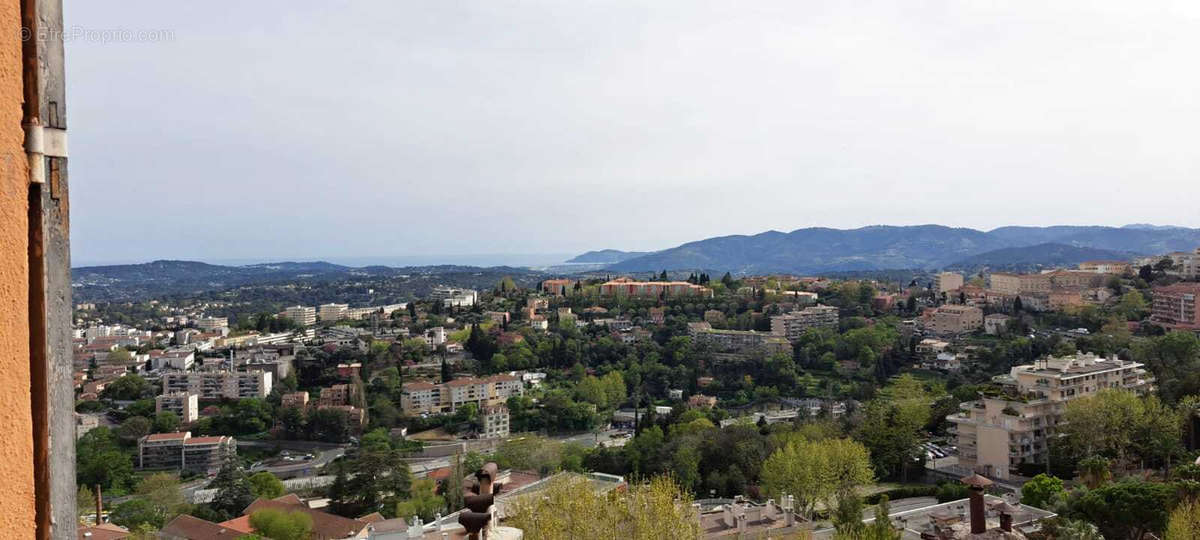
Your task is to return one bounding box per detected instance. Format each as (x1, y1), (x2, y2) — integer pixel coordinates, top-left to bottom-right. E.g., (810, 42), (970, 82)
(337, 449), (413, 517)
(108, 348), (133, 363)
(854, 375), (932, 481)
(831, 493), (865, 536)
(1021, 473), (1065, 509)
(1037, 518), (1104, 540)
(76, 427), (135, 493)
(248, 508), (313, 540)
(209, 459), (255, 520)
(1076, 456), (1112, 490)
(761, 438), (873, 519)
(1068, 479), (1173, 540)
(100, 374), (152, 401)
(1060, 389), (1161, 469)
(135, 473), (185, 526)
(110, 499), (164, 530)
(505, 474), (700, 540)
(248, 471), (286, 499)
(119, 416), (153, 442)
(153, 411), (180, 434)
(327, 463), (352, 517)
(1168, 500), (1200, 540)
(306, 408), (352, 443)
(866, 495), (902, 540)
(77, 484), (97, 519)
(395, 478), (445, 523)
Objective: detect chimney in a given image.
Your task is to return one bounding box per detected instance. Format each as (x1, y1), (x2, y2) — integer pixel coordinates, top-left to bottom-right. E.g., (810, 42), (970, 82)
(95, 483), (103, 525)
(960, 474), (993, 535)
(997, 502), (1019, 533)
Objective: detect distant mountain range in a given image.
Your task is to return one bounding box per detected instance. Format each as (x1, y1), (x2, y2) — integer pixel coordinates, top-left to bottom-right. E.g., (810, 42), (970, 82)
(72, 260), (541, 302)
(564, 249), (649, 264)
(594, 224), (1200, 275)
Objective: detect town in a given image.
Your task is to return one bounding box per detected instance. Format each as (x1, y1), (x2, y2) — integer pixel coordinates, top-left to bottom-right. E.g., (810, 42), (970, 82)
(72, 245), (1200, 539)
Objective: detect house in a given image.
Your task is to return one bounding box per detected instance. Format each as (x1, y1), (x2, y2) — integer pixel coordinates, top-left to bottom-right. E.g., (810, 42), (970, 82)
(984, 314), (1012, 335)
(688, 394), (717, 409)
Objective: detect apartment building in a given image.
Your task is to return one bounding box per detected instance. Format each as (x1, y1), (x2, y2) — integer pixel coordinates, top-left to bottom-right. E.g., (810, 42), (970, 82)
(770, 305), (840, 342)
(482, 405), (511, 439)
(154, 349), (195, 371)
(1078, 260), (1132, 275)
(1152, 282), (1200, 331)
(345, 303), (405, 320)
(195, 317), (228, 331)
(984, 314), (1012, 335)
(988, 273), (1022, 295)
(924, 305), (984, 336)
(948, 352), (1151, 479)
(1163, 249), (1200, 279)
(318, 303), (349, 322)
(431, 287), (478, 307)
(400, 374), (525, 415)
(282, 306), (317, 326)
(423, 326), (447, 347)
(281, 391), (309, 410)
(691, 328), (791, 356)
(598, 278), (713, 298)
(162, 370), (273, 400)
(541, 279), (578, 296)
(138, 432), (237, 473)
(933, 272), (964, 294)
(317, 384), (354, 407)
(155, 392), (199, 423)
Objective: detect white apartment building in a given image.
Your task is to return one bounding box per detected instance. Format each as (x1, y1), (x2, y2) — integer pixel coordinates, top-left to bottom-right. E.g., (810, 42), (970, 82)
(195, 317), (228, 331)
(423, 326), (447, 347)
(154, 349), (195, 371)
(318, 303), (349, 322)
(933, 272), (964, 294)
(282, 305), (317, 326)
(155, 392), (200, 423)
(482, 405), (511, 439)
(948, 352), (1152, 479)
(400, 374), (525, 415)
(162, 370), (273, 400)
(431, 287), (478, 307)
(770, 305), (840, 342)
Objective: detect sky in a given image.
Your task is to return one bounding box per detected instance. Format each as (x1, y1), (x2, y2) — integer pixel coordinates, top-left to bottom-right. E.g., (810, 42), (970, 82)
(66, 1), (1200, 266)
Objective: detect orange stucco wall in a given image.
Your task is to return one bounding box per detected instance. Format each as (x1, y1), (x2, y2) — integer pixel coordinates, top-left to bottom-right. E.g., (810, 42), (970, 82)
(0, 0), (34, 535)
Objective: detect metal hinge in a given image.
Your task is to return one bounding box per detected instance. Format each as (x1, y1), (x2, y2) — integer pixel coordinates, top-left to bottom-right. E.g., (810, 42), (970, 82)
(25, 124), (68, 184)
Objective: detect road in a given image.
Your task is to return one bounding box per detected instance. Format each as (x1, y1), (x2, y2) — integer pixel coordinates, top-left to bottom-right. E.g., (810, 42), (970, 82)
(248, 447), (346, 478)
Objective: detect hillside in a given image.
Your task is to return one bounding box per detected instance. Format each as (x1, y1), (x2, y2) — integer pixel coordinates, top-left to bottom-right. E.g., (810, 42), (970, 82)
(600, 224), (1200, 275)
(607, 225), (1008, 274)
(565, 249), (651, 264)
(945, 243), (1133, 272)
(71, 260), (541, 302)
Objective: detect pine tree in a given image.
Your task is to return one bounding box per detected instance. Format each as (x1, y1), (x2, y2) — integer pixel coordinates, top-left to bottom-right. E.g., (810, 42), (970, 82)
(659, 270), (669, 281)
(209, 458), (254, 520)
(327, 463), (352, 517)
(721, 272), (734, 287)
(441, 357), (453, 383)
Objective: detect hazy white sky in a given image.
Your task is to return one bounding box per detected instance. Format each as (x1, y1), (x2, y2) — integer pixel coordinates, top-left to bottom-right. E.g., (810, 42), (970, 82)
(67, 1), (1200, 265)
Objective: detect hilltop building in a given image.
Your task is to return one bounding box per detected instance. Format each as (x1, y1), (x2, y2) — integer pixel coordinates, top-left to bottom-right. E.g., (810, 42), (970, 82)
(770, 306), (840, 341)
